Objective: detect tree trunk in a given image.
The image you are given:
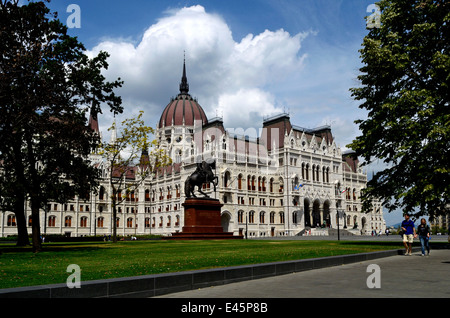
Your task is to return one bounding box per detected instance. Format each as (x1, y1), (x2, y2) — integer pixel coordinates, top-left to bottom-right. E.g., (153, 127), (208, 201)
(15, 200), (30, 246)
(31, 202), (41, 253)
(112, 186), (117, 243)
(12, 140), (29, 246)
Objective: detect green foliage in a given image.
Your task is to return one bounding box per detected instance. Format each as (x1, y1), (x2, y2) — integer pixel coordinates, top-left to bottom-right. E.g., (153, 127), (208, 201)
(349, 0), (450, 218)
(0, 0), (123, 251)
(97, 111), (171, 242)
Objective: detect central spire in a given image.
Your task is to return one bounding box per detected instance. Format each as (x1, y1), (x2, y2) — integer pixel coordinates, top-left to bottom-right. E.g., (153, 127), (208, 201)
(179, 52), (189, 95)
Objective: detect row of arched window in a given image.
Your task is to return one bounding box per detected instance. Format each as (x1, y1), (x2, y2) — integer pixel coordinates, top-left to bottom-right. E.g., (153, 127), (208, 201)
(4, 214), (181, 229)
(301, 163), (330, 183)
(237, 211), (286, 224)
(225, 167), (331, 194)
(98, 186), (182, 202)
(230, 173), (283, 193)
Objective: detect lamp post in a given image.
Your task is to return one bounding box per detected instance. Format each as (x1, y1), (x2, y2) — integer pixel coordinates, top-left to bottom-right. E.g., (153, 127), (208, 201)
(337, 209), (340, 241)
(245, 212), (248, 239)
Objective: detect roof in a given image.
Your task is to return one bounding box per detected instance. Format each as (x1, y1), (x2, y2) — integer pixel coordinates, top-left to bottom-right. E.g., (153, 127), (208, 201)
(158, 93), (208, 128)
(158, 58), (208, 128)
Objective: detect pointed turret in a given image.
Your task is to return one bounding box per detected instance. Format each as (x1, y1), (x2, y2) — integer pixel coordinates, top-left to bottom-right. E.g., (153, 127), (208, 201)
(139, 142), (150, 171)
(179, 54), (189, 95)
(88, 105), (100, 133)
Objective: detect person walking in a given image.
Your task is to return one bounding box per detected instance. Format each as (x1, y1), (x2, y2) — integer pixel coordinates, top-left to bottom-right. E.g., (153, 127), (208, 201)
(401, 213), (416, 255)
(417, 218), (430, 256)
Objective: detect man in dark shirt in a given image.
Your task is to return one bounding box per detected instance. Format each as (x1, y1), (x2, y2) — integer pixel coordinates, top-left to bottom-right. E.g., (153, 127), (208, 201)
(401, 213), (416, 255)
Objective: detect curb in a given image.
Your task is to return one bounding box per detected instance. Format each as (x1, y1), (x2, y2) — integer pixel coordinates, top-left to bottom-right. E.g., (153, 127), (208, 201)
(0, 247), (423, 298)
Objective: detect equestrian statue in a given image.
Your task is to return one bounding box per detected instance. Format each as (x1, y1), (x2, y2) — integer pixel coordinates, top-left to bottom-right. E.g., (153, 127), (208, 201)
(185, 160), (218, 198)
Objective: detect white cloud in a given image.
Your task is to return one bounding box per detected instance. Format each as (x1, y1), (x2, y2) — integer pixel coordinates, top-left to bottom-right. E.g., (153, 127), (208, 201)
(218, 88), (284, 133)
(86, 5), (308, 133)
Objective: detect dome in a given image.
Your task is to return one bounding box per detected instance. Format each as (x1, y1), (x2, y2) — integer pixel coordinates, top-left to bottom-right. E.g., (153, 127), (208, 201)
(158, 59), (208, 129)
(158, 94), (208, 128)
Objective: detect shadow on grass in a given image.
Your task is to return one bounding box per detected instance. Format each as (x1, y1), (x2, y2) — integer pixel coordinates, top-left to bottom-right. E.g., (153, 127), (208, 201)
(0, 242), (106, 254)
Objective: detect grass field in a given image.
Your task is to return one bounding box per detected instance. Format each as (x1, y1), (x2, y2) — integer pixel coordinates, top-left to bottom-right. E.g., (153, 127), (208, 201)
(0, 239), (407, 289)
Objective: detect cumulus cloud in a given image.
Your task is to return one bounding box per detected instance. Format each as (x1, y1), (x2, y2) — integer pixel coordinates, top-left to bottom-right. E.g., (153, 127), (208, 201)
(218, 88), (283, 133)
(86, 5), (308, 134)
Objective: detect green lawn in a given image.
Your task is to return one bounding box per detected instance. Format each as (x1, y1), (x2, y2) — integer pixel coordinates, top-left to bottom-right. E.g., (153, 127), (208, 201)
(0, 239), (405, 289)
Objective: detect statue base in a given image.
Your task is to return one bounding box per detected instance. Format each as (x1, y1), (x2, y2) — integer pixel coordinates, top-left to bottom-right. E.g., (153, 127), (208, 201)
(166, 198), (243, 240)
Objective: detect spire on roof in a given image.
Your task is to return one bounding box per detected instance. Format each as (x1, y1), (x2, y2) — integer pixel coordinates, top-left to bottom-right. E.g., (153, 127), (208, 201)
(179, 52), (189, 95)
(88, 104), (99, 133)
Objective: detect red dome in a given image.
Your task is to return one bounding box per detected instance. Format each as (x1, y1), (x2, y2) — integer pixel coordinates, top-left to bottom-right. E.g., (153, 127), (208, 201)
(158, 93), (208, 128)
(158, 58), (208, 128)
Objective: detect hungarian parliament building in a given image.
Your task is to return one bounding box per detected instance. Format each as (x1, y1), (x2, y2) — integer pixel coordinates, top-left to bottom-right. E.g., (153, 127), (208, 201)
(0, 62), (386, 239)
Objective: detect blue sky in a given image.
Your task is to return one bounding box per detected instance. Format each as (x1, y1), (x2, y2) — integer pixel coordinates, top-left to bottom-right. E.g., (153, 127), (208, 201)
(40, 0), (404, 225)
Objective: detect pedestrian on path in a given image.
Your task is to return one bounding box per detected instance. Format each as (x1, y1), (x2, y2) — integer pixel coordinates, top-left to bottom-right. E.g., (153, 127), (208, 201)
(401, 213), (416, 255)
(417, 218), (430, 256)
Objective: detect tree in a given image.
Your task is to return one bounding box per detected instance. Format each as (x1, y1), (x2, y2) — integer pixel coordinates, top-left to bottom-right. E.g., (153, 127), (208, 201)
(0, 0), (123, 251)
(98, 111), (171, 243)
(349, 0), (449, 220)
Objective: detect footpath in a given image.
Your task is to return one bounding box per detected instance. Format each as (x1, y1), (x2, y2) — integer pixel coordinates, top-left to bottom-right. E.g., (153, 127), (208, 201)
(156, 244), (450, 298)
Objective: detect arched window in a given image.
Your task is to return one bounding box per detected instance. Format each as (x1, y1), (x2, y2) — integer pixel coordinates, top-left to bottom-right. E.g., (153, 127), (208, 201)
(322, 167), (326, 183)
(270, 212), (276, 224)
(249, 211), (255, 223)
(80, 216), (88, 227)
(259, 212), (265, 224)
(278, 177), (284, 193)
(127, 217), (133, 228)
(64, 216), (72, 227)
(167, 186), (172, 200)
(175, 149), (182, 164)
(293, 176), (299, 191)
(238, 211), (244, 223)
(279, 212), (285, 224)
(7, 215), (16, 227)
(224, 171), (231, 188)
(99, 186), (105, 200)
(238, 174), (243, 190)
(48, 216), (56, 227)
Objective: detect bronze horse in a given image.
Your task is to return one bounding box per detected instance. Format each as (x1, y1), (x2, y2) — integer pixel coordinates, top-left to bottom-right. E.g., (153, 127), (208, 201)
(185, 160), (218, 198)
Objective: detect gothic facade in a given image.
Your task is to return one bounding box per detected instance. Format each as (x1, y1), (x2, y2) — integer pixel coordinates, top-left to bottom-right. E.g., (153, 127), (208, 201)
(0, 62), (386, 238)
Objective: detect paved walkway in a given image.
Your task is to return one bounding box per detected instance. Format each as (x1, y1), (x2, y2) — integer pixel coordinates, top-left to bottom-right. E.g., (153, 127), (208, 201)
(155, 249), (450, 298)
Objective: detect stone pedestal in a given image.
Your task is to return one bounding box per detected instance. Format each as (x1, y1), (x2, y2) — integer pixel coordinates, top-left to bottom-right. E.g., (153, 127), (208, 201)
(167, 198), (243, 240)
